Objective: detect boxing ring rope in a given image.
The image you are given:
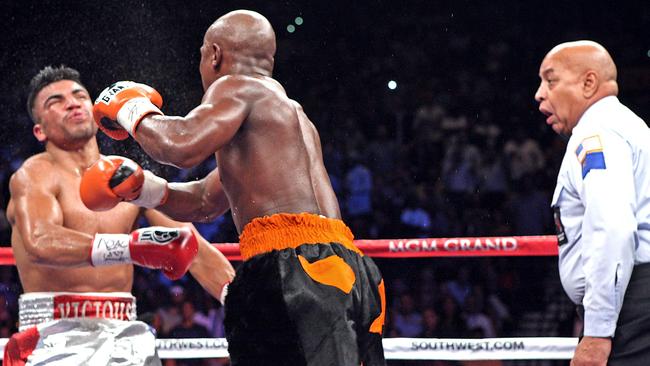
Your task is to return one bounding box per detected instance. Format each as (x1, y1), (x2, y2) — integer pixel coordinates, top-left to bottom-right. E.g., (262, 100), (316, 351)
(0, 235), (580, 360)
(0, 235), (559, 264)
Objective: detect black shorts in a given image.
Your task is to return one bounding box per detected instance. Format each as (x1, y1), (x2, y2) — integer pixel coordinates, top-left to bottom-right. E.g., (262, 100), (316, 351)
(224, 213), (385, 366)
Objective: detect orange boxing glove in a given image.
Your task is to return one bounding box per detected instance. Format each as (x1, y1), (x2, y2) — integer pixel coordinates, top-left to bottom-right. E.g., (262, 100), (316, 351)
(80, 156), (168, 211)
(93, 81), (163, 140)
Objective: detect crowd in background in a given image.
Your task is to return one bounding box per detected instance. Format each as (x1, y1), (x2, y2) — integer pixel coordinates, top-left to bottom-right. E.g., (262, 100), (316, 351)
(0, 2), (648, 365)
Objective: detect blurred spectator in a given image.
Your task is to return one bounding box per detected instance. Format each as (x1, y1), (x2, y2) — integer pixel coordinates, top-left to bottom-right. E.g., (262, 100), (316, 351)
(463, 292), (497, 338)
(412, 95), (446, 136)
(344, 156), (373, 218)
(419, 307), (441, 338)
(437, 295), (467, 338)
(508, 173), (551, 235)
(503, 128), (546, 184)
(441, 133), (480, 208)
(400, 187), (433, 238)
(477, 146), (509, 211)
(392, 293), (423, 337)
(418, 267), (438, 309)
(158, 285), (186, 336)
(367, 124), (399, 176)
(446, 265), (472, 307)
(170, 301), (211, 339)
(344, 155), (374, 237)
(167, 301), (211, 366)
(194, 297), (226, 338)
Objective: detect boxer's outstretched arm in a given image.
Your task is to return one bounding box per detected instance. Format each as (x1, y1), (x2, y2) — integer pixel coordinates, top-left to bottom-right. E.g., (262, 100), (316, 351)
(79, 156), (227, 222)
(144, 209), (235, 300)
(158, 168), (230, 223)
(135, 78), (249, 169)
(9, 160), (93, 267)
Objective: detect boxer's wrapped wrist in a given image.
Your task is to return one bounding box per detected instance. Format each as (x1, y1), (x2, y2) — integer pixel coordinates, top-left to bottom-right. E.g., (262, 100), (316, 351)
(116, 97), (163, 136)
(91, 234), (131, 266)
(219, 282), (230, 305)
(131, 170), (169, 208)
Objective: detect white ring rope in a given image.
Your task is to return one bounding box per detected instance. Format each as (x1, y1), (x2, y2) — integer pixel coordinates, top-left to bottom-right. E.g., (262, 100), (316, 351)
(0, 337), (578, 360)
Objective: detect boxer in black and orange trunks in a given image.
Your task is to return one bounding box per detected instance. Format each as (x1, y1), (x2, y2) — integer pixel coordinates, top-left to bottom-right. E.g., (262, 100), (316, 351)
(89, 9), (387, 366)
(227, 213), (385, 365)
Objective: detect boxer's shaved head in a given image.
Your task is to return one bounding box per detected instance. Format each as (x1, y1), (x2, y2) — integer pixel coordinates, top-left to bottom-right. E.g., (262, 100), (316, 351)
(206, 10), (276, 61)
(199, 10), (276, 90)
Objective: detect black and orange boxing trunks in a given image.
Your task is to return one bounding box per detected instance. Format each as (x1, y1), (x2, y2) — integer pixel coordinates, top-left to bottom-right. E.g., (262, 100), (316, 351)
(224, 213), (386, 366)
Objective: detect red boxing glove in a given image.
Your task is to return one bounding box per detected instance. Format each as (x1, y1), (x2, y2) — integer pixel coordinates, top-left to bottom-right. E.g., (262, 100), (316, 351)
(80, 156), (168, 211)
(93, 81), (163, 140)
(91, 227), (198, 280)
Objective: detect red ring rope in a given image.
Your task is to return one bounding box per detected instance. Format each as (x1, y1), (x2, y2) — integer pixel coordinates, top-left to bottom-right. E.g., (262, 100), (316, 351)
(0, 235), (558, 264)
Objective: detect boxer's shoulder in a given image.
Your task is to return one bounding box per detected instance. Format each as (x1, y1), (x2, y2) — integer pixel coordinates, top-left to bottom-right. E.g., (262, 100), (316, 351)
(205, 74), (281, 102)
(10, 153), (58, 191)
(19, 152), (54, 169)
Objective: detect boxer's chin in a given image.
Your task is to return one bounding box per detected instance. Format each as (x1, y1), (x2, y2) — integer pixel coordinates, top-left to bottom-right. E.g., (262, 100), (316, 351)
(67, 124), (96, 141)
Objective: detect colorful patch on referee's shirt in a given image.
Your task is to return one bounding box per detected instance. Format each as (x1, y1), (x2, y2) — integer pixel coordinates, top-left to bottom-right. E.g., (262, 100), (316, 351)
(575, 135), (606, 178)
(552, 206), (567, 245)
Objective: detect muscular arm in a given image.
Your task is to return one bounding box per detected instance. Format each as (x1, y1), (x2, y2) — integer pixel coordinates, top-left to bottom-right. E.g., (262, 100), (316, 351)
(135, 78), (250, 169)
(156, 168), (230, 222)
(143, 209), (235, 300)
(9, 161), (93, 267)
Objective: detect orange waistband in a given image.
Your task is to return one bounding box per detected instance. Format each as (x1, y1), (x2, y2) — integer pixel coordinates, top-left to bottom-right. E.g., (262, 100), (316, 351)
(239, 213), (361, 261)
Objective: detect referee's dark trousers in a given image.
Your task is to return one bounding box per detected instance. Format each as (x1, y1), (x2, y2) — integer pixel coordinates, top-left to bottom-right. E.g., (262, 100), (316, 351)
(577, 262), (650, 365)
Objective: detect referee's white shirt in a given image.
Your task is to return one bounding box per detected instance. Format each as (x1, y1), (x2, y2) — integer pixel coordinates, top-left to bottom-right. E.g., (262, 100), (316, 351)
(552, 96), (650, 337)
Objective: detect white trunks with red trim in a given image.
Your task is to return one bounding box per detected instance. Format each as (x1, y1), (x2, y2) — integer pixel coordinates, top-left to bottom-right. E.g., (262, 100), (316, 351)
(19, 292), (137, 331)
(4, 292), (159, 366)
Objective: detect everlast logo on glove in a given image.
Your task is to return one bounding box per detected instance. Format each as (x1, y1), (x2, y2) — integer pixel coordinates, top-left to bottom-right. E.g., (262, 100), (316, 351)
(97, 82), (131, 105)
(92, 80), (164, 140)
(140, 228), (180, 244)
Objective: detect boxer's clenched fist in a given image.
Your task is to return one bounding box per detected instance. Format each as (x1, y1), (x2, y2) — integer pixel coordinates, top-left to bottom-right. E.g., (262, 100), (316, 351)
(93, 81), (163, 140)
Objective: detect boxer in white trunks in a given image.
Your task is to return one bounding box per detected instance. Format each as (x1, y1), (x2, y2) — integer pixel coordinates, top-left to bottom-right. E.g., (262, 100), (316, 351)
(4, 65), (235, 365)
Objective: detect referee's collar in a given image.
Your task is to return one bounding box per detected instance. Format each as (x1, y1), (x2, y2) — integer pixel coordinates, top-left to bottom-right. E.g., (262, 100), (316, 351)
(573, 95), (620, 135)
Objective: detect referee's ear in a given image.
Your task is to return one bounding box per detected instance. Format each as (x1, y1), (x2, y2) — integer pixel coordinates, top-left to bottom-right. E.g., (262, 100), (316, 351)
(582, 70), (599, 99)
